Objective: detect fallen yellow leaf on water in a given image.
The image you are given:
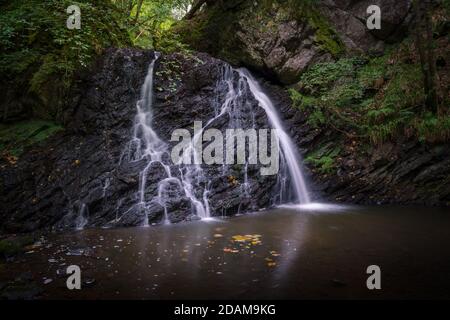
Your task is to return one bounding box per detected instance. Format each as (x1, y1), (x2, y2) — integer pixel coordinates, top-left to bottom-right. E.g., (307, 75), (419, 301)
(231, 234), (262, 244)
(232, 235), (247, 242)
(267, 262), (277, 267)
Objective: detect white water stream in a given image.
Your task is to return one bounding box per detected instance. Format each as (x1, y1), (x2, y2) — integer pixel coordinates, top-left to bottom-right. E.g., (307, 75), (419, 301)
(123, 55), (310, 225)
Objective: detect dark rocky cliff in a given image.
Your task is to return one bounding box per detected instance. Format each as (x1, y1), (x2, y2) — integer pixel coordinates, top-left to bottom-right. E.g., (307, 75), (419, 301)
(0, 0), (448, 234)
(261, 80), (450, 207)
(0, 49), (280, 233)
(1, 47), (448, 234)
(176, 0), (450, 206)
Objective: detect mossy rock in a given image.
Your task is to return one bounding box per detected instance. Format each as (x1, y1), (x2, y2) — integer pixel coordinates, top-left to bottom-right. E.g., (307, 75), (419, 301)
(0, 119), (62, 158)
(174, 0), (345, 84)
(0, 236), (35, 258)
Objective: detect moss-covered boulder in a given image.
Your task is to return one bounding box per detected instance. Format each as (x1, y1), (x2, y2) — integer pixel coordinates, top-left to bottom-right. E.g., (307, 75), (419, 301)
(175, 0), (412, 84)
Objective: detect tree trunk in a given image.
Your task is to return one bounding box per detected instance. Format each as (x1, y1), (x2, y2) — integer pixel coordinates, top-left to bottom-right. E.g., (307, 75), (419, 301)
(424, 3), (438, 111)
(414, 0), (430, 99)
(413, 0), (438, 112)
(133, 0), (144, 24)
(184, 0), (207, 20)
(127, 0), (135, 17)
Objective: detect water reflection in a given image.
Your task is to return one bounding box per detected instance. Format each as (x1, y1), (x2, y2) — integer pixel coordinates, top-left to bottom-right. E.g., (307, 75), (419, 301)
(3, 205), (450, 299)
(279, 202), (354, 213)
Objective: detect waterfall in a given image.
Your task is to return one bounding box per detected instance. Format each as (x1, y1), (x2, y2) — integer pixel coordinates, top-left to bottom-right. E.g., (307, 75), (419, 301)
(237, 69), (311, 204)
(122, 54), (310, 225)
(75, 203), (88, 230)
(123, 53), (211, 225)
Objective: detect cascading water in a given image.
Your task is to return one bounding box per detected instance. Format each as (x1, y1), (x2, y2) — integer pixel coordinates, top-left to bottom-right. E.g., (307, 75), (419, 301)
(122, 54), (310, 225)
(237, 69), (311, 204)
(122, 53), (211, 225)
(75, 203), (88, 230)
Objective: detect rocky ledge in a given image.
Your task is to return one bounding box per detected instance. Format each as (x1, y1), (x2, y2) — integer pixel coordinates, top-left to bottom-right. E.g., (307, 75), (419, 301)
(261, 84), (450, 207)
(0, 48), (280, 233)
(1, 47), (448, 234)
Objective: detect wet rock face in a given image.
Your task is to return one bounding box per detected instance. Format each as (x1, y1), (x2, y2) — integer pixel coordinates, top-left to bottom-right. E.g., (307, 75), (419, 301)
(177, 0), (412, 84)
(0, 49), (279, 233)
(1, 47), (448, 235)
(0, 48), (154, 233)
(321, 0), (412, 48)
(250, 77), (450, 208)
(283, 109), (450, 207)
(316, 142), (450, 206)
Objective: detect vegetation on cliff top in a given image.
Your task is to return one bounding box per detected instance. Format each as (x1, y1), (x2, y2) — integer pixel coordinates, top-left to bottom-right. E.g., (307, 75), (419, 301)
(285, 1), (449, 176)
(0, 0), (448, 171)
(0, 0), (193, 162)
(0, 0), (193, 118)
(0, 120), (63, 163)
(290, 38), (449, 174)
(0, 0), (194, 97)
(175, 0), (344, 66)
(0, 0), (130, 100)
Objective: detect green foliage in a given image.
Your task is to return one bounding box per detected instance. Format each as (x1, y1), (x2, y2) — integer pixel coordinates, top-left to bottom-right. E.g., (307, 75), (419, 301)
(0, 0), (194, 155)
(298, 58), (360, 94)
(364, 59), (425, 143)
(0, 120), (62, 157)
(290, 41), (449, 144)
(443, 0), (450, 13)
(358, 55), (388, 87)
(305, 145), (341, 174)
(112, 0), (193, 52)
(414, 112), (450, 143)
(290, 58), (365, 130)
(307, 110), (326, 127)
(0, 236), (35, 259)
(0, 0), (130, 116)
(153, 29), (192, 54)
(288, 88), (317, 110)
(0, 240), (22, 258)
(325, 81), (364, 108)
(279, 0), (344, 56)
(307, 8), (344, 56)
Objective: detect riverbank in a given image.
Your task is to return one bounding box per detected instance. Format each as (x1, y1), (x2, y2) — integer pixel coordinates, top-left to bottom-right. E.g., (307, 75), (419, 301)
(1, 205), (450, 300)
